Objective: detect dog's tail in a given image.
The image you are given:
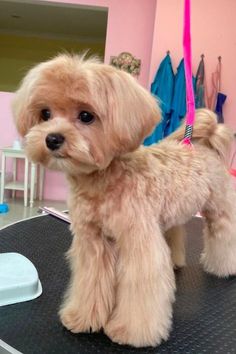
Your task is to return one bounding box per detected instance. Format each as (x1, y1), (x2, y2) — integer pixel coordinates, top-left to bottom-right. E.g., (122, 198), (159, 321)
(167, 108), (233, 163)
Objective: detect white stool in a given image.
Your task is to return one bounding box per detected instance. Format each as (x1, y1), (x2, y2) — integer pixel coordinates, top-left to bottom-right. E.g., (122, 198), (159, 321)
(0, 147), (45, 207)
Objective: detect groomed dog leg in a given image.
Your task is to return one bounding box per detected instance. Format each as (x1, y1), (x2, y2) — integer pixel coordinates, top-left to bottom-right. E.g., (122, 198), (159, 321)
(60, 224), (116, 333)
(165, 225), (186, 268)
(104, 220), (175, 347)
(201, 182), (236, 277)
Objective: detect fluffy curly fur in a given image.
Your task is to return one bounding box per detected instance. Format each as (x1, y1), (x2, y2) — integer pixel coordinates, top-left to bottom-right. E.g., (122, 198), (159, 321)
(12, 54), (236, 347)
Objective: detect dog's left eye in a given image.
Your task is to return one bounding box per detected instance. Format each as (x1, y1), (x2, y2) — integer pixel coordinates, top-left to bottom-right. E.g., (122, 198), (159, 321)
(78, 111), (95, 125)
(41, 108), (51, 121)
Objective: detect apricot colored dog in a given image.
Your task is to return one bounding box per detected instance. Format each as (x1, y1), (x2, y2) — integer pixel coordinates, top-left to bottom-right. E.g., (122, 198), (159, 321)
(13, 54), (236, 347)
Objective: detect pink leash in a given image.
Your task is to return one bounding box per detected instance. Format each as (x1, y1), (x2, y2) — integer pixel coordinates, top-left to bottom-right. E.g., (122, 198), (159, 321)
(182, 0), (195, 145)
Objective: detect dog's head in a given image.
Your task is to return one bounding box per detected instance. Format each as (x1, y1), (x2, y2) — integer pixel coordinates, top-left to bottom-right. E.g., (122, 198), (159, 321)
(13, 54), (161, 175)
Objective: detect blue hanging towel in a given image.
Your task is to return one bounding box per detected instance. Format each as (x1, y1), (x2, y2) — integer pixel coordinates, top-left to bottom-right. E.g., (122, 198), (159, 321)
(143, 53), (174, 146)
(215, 92), (227, 123)
(213, 57), (226, 123)
(165, 59), (195, 137)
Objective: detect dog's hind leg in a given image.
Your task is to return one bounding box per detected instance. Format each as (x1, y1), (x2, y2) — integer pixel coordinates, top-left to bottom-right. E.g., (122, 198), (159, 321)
(201, 177), (236, 277)
(104, 218), (175, 347)
(59, 224), (117, 333)
(165, 225), (186, 268)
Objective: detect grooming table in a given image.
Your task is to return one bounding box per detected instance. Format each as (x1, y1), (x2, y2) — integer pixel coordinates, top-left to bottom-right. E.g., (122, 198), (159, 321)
(0, 216), (236, 354)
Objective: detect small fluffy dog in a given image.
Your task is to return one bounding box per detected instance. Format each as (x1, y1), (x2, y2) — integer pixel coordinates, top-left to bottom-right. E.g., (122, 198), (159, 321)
(13, 54), (236, 348)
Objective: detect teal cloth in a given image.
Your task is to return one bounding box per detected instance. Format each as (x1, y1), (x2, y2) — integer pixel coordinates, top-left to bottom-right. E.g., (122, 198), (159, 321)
(144, 57), (196, 145)
(165, 59), (196, 136)
(144, 54), (174, 145)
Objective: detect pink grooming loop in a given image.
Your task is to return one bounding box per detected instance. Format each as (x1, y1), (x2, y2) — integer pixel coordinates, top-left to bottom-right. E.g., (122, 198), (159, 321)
(183, 0), (195, 145)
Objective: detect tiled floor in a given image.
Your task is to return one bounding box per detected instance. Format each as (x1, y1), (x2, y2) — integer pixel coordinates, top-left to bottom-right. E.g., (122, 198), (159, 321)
(0, 198), (67, 229)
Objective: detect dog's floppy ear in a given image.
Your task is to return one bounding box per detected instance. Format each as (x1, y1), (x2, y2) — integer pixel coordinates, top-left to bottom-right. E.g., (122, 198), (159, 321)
(12, 62), (49, 137)
(100, 67), (161, 153)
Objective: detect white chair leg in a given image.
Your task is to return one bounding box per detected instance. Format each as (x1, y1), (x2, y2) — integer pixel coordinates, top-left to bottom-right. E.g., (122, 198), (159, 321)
(0, 153), (6, 203)
(39, 165), (45, 201)
(24, 158), (29, 207)
(34, 168), (37, 200)
(30, 163), (36, 208)
(12, 158), (17, 199)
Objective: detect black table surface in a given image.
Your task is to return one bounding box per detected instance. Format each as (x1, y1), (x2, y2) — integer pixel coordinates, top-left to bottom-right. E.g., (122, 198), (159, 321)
(0, 215), (236, 354)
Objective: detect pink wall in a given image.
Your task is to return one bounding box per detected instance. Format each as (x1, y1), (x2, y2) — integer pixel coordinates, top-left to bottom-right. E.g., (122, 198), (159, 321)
(149, 0), (236, 136)
(0, 0), (157, 201)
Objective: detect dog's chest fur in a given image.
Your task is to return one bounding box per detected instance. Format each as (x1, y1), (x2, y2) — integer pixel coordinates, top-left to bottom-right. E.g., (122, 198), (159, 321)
(67, 165), (133, 239)
(66, 145), (213, 240)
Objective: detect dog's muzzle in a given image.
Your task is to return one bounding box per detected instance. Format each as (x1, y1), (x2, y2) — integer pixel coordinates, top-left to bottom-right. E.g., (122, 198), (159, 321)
(45, 133), (65, 151)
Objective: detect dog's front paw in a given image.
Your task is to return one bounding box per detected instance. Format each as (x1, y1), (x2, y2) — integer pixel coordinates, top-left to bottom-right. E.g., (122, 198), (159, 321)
(104, 321), (129, 346)
(104, 318), (164, 348)
(59, 306), (90, 333)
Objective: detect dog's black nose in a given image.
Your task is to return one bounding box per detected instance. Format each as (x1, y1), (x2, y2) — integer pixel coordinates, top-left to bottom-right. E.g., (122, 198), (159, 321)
(45, 133), (65, 150)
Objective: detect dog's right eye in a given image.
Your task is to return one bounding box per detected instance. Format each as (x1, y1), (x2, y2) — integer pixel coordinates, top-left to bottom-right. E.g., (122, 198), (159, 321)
(41, 109), (51, 121)
(78, 111), (95, 125)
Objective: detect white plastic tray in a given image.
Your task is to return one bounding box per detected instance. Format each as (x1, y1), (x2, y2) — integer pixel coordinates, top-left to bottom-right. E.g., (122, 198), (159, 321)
(0, 253), (42, 306)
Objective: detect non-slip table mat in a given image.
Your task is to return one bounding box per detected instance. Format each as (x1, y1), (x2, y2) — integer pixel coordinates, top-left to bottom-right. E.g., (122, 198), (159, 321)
(0, 216), (236, 354)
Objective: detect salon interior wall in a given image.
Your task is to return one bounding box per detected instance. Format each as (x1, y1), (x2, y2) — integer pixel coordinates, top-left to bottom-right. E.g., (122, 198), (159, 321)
(1, 0), (236, 202)
(149, 0), (236, 168)
(0, 0), (157, 201)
